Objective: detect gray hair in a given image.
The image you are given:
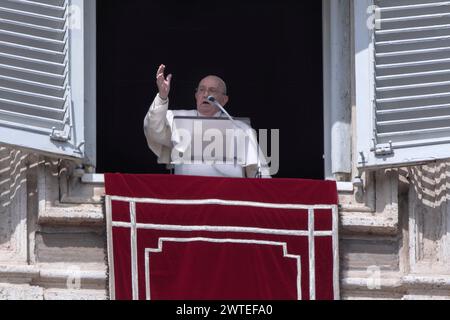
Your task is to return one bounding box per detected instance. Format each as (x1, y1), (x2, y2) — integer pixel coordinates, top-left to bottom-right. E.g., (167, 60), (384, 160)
(199, 75), (228, 95)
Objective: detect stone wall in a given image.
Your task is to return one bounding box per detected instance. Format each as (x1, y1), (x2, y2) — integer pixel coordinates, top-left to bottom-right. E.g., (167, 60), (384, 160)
(339, 164), (450, 299)
(0, 150), (106, 300)
(0, 146), (449, 299)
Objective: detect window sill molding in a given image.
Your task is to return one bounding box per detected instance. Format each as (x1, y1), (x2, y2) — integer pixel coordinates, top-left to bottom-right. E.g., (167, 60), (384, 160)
(82, 174), (356, 193)
(82, 174), (105, 184)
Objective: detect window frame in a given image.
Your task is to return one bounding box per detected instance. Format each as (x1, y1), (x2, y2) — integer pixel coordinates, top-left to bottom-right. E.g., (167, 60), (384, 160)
(81, 0), (97, 168)
(85, 0), (355, 192)
(322, 0), (353, 181)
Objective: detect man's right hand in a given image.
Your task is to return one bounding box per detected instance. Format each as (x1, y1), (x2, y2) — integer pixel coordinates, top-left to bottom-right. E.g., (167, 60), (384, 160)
(156, 64), (172, 100)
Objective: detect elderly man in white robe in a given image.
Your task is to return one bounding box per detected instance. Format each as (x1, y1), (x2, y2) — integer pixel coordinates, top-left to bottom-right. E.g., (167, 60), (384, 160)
(144, 65), (270, 178)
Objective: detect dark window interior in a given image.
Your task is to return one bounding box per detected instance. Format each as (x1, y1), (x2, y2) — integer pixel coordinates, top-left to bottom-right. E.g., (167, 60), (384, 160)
(97, 0), (324, 179)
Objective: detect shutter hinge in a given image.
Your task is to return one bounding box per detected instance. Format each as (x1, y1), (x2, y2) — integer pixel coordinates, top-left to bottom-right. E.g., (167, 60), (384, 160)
(371, 140), (394, 156)
(358, 152), (367, 166)
(50, 125), (72, 142)
(50, 89), (72, 142)
(74, 141), (85, 155)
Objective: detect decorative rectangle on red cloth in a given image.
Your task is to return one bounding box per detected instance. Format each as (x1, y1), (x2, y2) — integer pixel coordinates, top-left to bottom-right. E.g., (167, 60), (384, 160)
(105, 174), (339, 300)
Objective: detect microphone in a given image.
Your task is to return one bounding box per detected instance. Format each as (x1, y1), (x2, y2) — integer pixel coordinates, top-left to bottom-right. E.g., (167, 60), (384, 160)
(207, 96), (236, 124)
(206, 96), (263, 178)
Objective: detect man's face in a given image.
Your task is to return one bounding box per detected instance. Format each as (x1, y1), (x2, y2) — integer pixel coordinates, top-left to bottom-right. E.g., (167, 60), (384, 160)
(195, 76), (229, 117)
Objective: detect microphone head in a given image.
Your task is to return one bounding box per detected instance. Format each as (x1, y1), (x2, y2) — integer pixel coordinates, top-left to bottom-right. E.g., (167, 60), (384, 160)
(207, 96), (216, 103)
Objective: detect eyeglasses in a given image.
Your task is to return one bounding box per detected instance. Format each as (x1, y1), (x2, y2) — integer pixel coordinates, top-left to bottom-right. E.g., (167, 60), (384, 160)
(196, 87), (226, 96)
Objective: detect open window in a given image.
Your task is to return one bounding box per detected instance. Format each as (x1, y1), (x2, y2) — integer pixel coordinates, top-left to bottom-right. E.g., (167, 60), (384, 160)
(355, 0), (450, 169)
(0, 0), (95, 164)
(1, 0), (326, 180)
(96, 0), (324, 179)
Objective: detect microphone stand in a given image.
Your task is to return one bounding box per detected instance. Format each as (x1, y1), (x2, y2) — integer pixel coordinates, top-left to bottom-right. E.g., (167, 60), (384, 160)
(207, 96), (262, 178)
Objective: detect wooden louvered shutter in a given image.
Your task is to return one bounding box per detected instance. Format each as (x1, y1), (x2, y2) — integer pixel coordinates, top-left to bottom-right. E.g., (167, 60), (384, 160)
(0, 0), (85, 159)
(356, 0), (450, 168)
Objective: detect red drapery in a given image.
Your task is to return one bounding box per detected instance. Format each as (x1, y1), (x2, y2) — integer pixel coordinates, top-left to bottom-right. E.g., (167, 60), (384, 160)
(105, 174), (339, 300)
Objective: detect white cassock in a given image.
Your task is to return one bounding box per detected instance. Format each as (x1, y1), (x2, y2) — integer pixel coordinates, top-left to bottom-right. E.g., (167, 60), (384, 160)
(143, 94), (271, 178)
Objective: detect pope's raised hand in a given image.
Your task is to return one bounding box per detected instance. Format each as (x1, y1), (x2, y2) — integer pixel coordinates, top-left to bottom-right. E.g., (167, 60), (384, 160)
(156, 64), (172, 100)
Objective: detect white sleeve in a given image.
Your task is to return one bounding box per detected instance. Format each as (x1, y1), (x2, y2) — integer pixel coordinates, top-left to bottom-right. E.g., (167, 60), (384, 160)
(143, 94), (173, 164)
(243, 125), (272, 179)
